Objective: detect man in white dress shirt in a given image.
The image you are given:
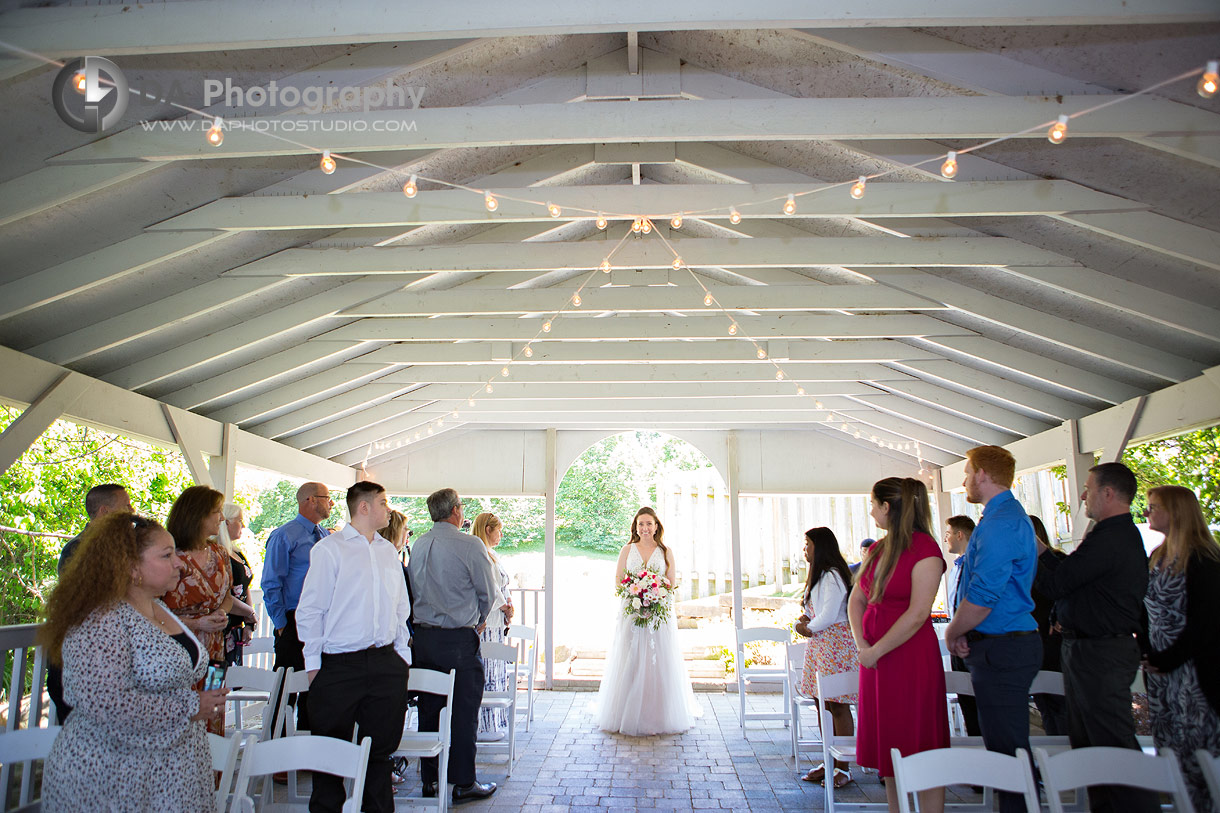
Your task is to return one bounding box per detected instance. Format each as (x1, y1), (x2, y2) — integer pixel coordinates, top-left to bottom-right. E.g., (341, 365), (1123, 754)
(296, 481), (411, 813)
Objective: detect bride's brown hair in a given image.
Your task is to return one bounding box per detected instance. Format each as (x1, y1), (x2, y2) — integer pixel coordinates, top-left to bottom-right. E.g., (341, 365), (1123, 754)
(629, 506), (668, 557)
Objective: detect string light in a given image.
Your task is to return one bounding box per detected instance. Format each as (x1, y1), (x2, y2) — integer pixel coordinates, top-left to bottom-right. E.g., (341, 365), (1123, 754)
(796, 386), (805, 396)
(402, 174), (418, 198)
(468, 398), (476, 407)
(596, 213), (608, 230)
(571, 293), (582, 307)
(632, 218), (643, 233)
(757, 348), (767, 359)
(704, 292), (713, 306)
(600, 259), (612, 273)
(451, 410), (459, 419)
(1199, 61), (1219, 98)
(672, 257), (682, 270)
(941, 151), (958, 179)
(783, 194), (797, 215)
(641, 219), (652, 234)
(728, 322), (738, 336)
(547, 201), (561, 218)
(775, 370), (784, 380)
(484, 192), (498, 211)
(523, 344), (534, 358)
(850, 176), (866, 200)
(671, 214), (683, 229)
(206, 119), (224, 146)
(542, 320), (552, 333)
(729, 208), (742, 225)
(319, 150), (336, 174)
(427, 425), (434, 435)
(814, 400), (823, 409)
(72, 71), (87, 93)
(437, 417), (444, 427)
(1047, 114), (1069, 145)
(414, 432), (421, 440)
(485, 383), (494, 393)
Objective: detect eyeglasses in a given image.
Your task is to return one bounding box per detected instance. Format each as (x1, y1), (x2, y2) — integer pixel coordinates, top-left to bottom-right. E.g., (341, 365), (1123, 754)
(312, 494), (333, 502)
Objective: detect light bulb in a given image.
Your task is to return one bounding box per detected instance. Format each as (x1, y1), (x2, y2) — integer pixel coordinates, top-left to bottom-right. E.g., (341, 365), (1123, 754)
(468, 398), (475, 407)
(850, 176), (866, 200)
(757, 348), (767, 359)
(571, 293), (582, 307)
(414, 432), (421, 440)
(671, 214), (683, 229)
(523, 344), (534, 358)
(704, 292), (713, 306)
(783, 194), (796, 215)
(485, 383), (494, 393)
(73, 72), (87, 93)
(547, 201), (561, 218)
(437, 417), (444, 427)
(320, 150), (337, 174)
(641, 219), (652, 234)
(941, 151), (958, 179)
(600, 258), (612, 273)
(632, 218), (643, 233)
(403, 174), (418, 198)
(1047, 115), (1069, 145)
(501, 366), (510, 377)
(542, 319), (552, 333)
(427, 425), (434, 435)
(206, 119), (224, 146)
(1198, 61), (1219, 98)
(484, 192), (498, 211)
(854, 430), (861, 439)
(796, 386), (806, 396)
(728, 323), (738, 336)
(596, 213), (608, 230)
(814, 400), (823, 409)
(672, 257), (682, 270)
(452, 410), (459, 419)
(729, 208), (741, 225)
(775, 370), (784, 380)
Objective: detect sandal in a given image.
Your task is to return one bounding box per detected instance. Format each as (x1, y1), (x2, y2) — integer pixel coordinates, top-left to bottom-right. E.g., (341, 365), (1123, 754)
(831, 768), (854, 789)
(801, 763), (826, 783)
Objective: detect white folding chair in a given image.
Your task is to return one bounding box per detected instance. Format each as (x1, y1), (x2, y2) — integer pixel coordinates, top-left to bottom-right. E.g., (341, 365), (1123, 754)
(891, 747), (1039, 813)
(224, 664), (285, 741)
(1195, 749), (1220, 810)
(787, 641), (821, 766)
(736, 626), (792, 730)
(277, 668), (314, 805)
(394, 668), (457, 813)
(206, 731), (243, 813)
(815, 670), (871, 813)
(1035, 746), (1196, 813)
(230, 734), (372, 813)
(478, 640), (519, 775)
(1028, 669), (1064, 696)
(0, 726), (61, 812)
(242, 636), (276, 671)
(506, 624), (538, 731)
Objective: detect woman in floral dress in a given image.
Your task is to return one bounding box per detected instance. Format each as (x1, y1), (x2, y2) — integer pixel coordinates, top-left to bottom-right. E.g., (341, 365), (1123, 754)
(472, 512), (514, 740)
(163, 485), (254, 735)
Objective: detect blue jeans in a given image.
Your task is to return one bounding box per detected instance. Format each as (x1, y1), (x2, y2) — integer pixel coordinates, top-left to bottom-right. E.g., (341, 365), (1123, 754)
(964, 633), (1041, 813)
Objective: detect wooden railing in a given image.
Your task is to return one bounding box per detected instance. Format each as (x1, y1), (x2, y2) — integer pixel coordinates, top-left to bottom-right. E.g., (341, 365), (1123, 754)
(0, 622), (50, 809)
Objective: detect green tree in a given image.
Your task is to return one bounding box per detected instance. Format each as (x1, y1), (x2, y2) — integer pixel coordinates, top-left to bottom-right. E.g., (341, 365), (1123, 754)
(0, 407), (195, 625)
(1124, 425), (1220, 526)
(556, 435), (639, 552)
(247, 480), (347, 543)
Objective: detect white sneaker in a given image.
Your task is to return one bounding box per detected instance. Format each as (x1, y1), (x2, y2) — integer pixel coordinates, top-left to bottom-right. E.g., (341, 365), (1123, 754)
(476, 731), (506, 742)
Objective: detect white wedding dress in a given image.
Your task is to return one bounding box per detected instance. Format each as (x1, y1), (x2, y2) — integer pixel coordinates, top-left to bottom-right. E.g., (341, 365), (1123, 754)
(596, 544), (702, 735)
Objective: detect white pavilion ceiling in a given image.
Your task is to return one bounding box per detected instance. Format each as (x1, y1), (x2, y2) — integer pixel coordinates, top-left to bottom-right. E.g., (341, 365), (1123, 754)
(0, 2), (1218, 474)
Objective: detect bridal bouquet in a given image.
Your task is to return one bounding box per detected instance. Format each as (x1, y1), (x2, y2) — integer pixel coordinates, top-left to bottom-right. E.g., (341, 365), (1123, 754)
(616, 569), (675, 630)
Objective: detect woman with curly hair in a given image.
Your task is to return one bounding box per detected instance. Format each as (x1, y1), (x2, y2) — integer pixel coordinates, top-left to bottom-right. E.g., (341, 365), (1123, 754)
(163, 485), (254, 734)
(39, 513), (228, 812)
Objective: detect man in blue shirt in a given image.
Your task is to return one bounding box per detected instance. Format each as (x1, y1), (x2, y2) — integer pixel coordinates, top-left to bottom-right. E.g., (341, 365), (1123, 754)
(262, 481), (334, 734)
(944, 446), (1041, 813)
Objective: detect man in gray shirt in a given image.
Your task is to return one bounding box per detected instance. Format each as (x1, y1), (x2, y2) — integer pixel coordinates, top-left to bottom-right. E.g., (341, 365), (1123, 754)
(408, 488), (501, 804)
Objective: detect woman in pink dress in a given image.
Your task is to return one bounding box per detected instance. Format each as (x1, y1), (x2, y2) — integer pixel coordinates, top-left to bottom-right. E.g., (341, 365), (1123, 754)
(848, 477), (949, 813)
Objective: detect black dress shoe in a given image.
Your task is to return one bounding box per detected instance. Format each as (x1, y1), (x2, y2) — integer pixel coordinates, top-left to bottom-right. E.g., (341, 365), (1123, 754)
(422, 782), (438, 798)
(452, 781), (497, 804)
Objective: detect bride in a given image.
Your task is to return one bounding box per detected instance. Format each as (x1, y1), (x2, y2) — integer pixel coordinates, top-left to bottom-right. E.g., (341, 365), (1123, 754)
(597, 506), (701, 735)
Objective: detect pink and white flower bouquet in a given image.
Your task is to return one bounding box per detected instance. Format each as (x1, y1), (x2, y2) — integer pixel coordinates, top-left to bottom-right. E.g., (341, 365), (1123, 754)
(616, 568), (675, 630)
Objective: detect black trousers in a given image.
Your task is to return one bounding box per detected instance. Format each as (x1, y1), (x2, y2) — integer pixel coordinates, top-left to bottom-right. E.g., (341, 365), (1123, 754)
(411, 627), (484, 787)
(1061, 637), (1159, 813)
(306, 645), (409, 813)
(949, 654), (982, 737)
(964, 634), (1041, 813)
(272, 610), (309, 734)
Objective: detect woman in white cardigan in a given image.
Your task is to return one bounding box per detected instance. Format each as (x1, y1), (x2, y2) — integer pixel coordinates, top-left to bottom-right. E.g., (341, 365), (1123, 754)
(795, 526), (860, 788)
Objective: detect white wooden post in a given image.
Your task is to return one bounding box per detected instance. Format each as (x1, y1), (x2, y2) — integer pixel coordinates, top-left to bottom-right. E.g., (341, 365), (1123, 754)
(544, 428), (556, 689)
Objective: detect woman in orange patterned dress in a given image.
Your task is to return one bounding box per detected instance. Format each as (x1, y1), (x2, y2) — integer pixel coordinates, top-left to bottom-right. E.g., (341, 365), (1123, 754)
(163, 485), (255, 734)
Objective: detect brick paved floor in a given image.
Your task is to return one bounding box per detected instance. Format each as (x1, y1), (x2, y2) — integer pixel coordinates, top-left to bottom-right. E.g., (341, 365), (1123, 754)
(387, 690), (901, 812)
